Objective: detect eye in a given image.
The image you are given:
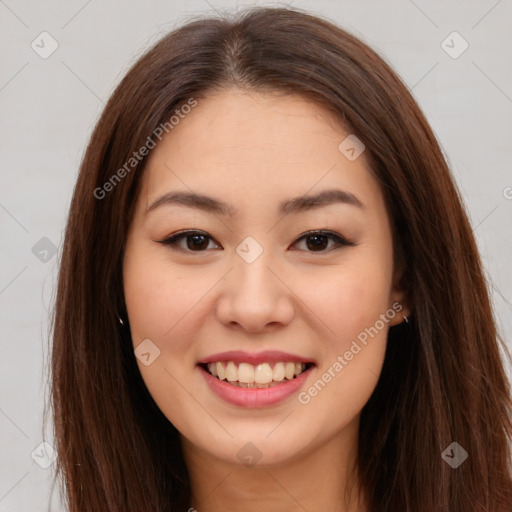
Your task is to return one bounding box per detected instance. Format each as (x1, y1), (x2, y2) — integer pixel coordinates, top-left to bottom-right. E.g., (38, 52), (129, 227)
(157, 229), (355, 253)
(293, 230), (356, 252)
(158, 230), (221, 252)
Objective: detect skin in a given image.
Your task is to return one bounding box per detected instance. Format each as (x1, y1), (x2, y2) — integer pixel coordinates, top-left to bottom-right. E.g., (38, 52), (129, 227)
(123, 88), (410, 512)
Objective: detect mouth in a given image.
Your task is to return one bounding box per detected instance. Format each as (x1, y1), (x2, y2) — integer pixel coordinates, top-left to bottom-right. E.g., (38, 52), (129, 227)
(198, 361), (316, 389)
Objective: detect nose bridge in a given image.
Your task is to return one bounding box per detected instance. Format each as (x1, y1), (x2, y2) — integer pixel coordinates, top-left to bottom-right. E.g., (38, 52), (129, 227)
(216, 234), (294, 330)
(233, 234), (280, 300)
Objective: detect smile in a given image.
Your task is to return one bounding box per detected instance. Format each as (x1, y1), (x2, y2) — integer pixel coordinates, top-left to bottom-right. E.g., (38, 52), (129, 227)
(202, 361), (312, 388)
(196, 351), (316, 407)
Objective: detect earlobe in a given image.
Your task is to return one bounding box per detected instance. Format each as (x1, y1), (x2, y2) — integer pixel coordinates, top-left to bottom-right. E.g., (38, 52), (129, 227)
(389, 286), (411, 327)
(388, 298), (411, 326)
(389, 255), (411, 326)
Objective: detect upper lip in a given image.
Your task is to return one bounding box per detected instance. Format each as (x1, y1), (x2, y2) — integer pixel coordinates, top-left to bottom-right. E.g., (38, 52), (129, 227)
(197, 350), (316, 366)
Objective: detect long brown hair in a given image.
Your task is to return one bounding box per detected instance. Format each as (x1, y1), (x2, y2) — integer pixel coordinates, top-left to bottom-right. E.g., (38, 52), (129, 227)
(47, 6), (512, 511)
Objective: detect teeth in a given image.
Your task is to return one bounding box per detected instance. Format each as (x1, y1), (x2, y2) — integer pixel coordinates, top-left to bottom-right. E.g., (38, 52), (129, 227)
(216, 362), (225, 380)
(272, 362), (285, 381)
(238, 362), (255, 383)
(285, 362), (296, 380)
(226, 361), (238, 382)
(224, 380), (284, 388)
(254, 363), (273, 384)
(204, 361), (309, 385)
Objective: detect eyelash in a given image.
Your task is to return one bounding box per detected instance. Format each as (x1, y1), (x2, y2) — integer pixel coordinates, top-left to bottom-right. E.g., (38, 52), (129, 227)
(157, 229), (356, 254)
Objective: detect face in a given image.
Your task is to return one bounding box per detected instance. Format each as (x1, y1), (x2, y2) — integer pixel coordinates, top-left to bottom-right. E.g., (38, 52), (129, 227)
(123, 88), (408, 469)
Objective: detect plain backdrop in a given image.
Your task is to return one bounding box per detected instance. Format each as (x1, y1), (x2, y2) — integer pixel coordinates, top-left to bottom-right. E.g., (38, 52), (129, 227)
(1, 1), (511, 510)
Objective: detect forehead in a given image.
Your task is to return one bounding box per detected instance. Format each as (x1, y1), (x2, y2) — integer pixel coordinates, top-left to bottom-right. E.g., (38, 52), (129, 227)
(139, 88), (382, 215)
(150, 89), (349, 160)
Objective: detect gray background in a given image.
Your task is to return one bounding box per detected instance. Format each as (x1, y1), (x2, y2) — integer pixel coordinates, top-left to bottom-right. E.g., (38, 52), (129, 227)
(1, 1), (511, 510)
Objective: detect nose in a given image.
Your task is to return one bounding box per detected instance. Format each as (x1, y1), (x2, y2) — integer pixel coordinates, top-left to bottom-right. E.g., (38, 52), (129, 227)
(215, 246), (295, 333)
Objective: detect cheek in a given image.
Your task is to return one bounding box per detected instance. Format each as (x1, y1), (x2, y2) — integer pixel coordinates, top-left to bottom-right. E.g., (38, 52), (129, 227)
(296, 271), (392, 419)
(123, 246), (209, 431)
(123, 246), (205, 345)
(302, 258), (393, 346)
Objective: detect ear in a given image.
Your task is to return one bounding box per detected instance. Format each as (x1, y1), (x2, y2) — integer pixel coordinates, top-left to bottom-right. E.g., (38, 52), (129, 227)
(388, 259), (411, 327)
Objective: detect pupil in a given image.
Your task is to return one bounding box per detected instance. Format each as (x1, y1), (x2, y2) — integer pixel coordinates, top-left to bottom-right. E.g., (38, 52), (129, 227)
(187, 235), (208, 250)
(307, 235), (327, 251)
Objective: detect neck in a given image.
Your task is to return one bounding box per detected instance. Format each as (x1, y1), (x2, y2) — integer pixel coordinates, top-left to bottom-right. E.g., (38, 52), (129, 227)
(182, 418), (366, 512)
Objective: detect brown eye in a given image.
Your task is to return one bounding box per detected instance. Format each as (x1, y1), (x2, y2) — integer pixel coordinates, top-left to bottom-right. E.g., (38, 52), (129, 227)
(293, 230), (355, 252)
(184, 234), (210, 251)
(158, 231), (220, 252)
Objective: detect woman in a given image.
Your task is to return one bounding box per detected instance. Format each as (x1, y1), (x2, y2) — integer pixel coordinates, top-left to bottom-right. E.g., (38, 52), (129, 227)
(48, 6), (512, 511)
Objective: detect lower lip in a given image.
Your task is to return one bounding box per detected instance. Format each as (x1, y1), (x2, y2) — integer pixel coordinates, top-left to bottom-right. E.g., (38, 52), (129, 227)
(198, 365), (314, 408)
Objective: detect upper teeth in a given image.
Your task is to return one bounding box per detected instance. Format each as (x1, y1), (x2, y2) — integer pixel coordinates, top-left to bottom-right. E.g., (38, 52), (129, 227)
(207, 361), (307, 383)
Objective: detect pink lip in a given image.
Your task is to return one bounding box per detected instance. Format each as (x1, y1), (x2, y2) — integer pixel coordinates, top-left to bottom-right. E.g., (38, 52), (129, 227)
(197, 350), (315, 366)
(198, 365), (315, 408)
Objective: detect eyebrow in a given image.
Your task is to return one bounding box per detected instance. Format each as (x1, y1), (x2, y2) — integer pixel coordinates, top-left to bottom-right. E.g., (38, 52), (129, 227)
(145, 188), (364, 217)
